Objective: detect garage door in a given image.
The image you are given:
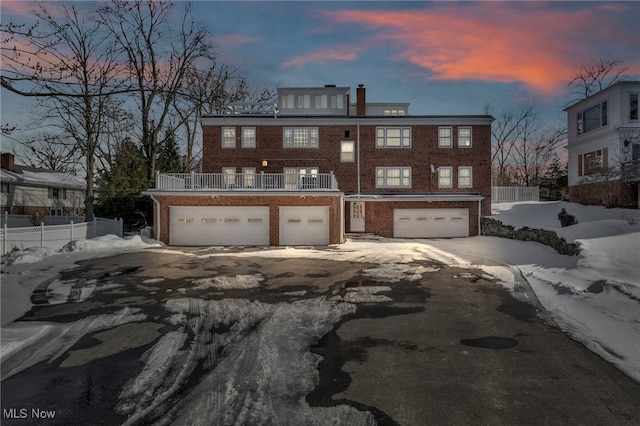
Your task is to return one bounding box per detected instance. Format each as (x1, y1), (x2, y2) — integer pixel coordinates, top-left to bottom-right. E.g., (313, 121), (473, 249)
(279, 206), (329, 245)
(170, 206), (269, 246)
(394, 208), (469, 238)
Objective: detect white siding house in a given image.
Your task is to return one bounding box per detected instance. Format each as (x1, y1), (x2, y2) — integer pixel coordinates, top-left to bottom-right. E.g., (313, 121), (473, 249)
(565, 81), (640, 207)
(1, 153), (86, 217)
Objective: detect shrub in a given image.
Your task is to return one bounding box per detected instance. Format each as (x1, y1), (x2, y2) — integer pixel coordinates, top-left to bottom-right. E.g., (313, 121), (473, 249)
(558, 208), (578, 227)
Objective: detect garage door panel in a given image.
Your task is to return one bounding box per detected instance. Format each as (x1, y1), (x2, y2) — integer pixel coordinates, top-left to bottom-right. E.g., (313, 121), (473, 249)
(280, 206), (329, 245)
(394, 208), (469, 238)
(170, 206), (269, 246)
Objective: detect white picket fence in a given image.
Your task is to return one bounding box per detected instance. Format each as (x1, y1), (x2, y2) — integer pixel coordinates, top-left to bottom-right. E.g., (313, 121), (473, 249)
(491, 186), (540, 203)
(1, 217), (123, 255)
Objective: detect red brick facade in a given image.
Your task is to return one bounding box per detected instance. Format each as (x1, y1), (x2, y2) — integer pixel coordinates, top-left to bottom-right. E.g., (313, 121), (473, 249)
(202, 120), (492, 222)
(569, 181), (639, 208)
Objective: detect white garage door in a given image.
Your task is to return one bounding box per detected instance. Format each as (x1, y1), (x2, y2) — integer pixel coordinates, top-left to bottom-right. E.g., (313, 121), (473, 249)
(394, 208), (469, 238)
(170, 206), (269, 246)
(279, 206), (329, 246)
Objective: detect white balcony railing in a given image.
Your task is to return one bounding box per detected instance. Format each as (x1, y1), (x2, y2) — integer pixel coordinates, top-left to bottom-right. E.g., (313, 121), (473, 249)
(155, 172), (339, 191)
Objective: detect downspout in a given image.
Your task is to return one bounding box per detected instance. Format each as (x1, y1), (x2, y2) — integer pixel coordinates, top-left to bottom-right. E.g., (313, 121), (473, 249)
(150, 194), (161, 242)
(357, 119), (361, 197)
(478, 199), (482, 236)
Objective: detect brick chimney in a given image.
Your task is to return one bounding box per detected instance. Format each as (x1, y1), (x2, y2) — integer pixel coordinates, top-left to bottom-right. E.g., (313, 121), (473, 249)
(1, 152), (15, 171)
(356, 84), (366, 116)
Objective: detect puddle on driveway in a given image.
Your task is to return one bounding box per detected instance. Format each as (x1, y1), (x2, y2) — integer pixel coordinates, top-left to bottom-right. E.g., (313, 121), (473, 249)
(344, 280), (380, 288)
(460, 336), (519, 349)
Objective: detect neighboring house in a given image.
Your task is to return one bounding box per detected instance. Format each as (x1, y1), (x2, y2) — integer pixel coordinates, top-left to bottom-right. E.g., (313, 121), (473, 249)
(145, 84), (493, 246)
(565, 81), (640, 207)
(1, 152), (86, 217)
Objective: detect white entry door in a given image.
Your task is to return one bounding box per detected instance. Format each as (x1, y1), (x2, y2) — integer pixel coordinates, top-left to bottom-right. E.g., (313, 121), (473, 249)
(350, 201), (365, 232)
(279, 206), (329, 245)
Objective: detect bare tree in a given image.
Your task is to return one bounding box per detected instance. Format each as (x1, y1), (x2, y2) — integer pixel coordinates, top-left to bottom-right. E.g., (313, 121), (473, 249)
(485, 102), (537, 186)
(96, 0), (215, 181)
(1, 3), (126, 221)
(512, 124), (566, 187)
(174, 62), (275, 171)
(567, 57), (629, 105)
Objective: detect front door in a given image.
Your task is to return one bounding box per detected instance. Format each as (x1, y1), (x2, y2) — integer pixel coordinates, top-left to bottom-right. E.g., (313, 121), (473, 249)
(350, 201), (365, 232)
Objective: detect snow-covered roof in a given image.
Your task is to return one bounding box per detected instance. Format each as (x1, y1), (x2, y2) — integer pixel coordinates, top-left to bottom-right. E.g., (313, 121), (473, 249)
(1, 165), (85, 190)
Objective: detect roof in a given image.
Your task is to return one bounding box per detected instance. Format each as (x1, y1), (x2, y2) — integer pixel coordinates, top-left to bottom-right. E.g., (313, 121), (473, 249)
(1, 165), (86, 190)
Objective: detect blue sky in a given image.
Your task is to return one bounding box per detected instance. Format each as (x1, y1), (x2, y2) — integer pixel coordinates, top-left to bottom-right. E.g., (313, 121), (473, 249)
(2, 0), (639, 137)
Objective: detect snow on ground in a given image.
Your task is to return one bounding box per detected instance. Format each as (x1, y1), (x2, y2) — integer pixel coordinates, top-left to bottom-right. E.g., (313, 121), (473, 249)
(1, 235), (162, 326)
(1, 200), (639, 407)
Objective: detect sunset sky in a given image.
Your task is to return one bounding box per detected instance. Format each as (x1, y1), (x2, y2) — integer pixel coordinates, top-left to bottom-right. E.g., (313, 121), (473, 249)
(1, 0), (639, 132)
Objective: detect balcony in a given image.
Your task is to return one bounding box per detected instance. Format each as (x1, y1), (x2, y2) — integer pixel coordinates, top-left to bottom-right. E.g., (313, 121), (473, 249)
(154, 172), (340, 191)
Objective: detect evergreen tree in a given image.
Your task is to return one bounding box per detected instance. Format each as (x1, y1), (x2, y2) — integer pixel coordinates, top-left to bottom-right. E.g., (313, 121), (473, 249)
(95, 138), (153, 230)
(541, 153), (568, 200)
(156, 131), (185, 173)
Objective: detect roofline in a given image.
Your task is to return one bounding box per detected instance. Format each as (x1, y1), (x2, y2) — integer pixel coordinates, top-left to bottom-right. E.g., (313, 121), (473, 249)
(563, 80), (640, 111)
(200, 115), (494, 125)
(344, 193), (485, 202)
(143, 190), (344, 197)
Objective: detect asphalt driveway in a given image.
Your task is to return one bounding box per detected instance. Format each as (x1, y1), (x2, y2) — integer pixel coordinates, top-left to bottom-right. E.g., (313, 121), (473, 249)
(2, 243), (639, 425)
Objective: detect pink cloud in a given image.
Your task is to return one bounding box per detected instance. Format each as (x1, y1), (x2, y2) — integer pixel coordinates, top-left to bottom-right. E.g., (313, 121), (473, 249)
(282, 45), (361, 68)
(321, 3), (638, 97)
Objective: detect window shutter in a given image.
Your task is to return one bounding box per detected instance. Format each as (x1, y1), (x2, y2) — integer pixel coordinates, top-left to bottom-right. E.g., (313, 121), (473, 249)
(48, 187), (53, 199)
(602, 147), (608, 170)
(578, 154), (583, 176)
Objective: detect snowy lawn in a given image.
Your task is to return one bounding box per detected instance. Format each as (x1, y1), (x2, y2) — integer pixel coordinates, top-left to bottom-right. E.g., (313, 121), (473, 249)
(1, 201), (639, 389)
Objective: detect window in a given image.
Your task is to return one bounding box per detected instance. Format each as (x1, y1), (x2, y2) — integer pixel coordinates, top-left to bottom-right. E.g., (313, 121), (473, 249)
(50, 208), (62, 216)
(438, 127), (452, 147)
(222, 127), (236, 148)
(376, 127), (411, 148)
(577, 101), (608, 134)
(384, 109), (406, 116)
(631, 94), (638, 120)
(222, 167), (236, 186)
(578, 148), (608, 176)
(297, 94), (311, 109)
(376, 167), (411, 188)
(458, 167), (473, 188)
(243, 167), (256, 187)
(49, 187), (67, 199)
(458, 127), (472, 147)
(340, 141), (355, 163)
(284, 167), (319, 189)
(283, 127), (319, 148)
(438, 167), (452, 188)
(316, 95), (328, 109)
(330, 95), (343, 109)
(281, 94), (294, 109)
(242, 127), (256, 148)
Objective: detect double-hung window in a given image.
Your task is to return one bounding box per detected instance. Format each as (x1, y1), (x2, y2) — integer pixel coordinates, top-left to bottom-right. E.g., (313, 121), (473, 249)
(458, 127), (472, 147)
(340, 141), (355, 162)
(376, 127), (411, 148)
(242, 127), (256, 148)
(242, 167), (256, 188)
(222, 127), (236, 148)
(438, 167), (453, 188)
(222, 167), (236, 186)
(48, 187), (67, 199)
(376, 167), (411, 188)
(438, 127), (452, 147)
(458, 167), (473, 188)
(283, 127), (319, 148)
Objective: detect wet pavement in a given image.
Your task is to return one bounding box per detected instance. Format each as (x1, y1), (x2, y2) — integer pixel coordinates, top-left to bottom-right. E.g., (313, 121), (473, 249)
(2, 245), (640, 425)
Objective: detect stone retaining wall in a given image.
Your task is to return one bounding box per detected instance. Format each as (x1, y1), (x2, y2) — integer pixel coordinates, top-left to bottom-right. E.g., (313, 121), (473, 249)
(481, 217), (580, 256)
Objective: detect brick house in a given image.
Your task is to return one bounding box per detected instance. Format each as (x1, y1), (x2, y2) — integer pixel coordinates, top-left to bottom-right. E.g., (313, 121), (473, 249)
(1, 152), (86, 217)
(146, 84), (493, 246)
(565, 81), (640, 207)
